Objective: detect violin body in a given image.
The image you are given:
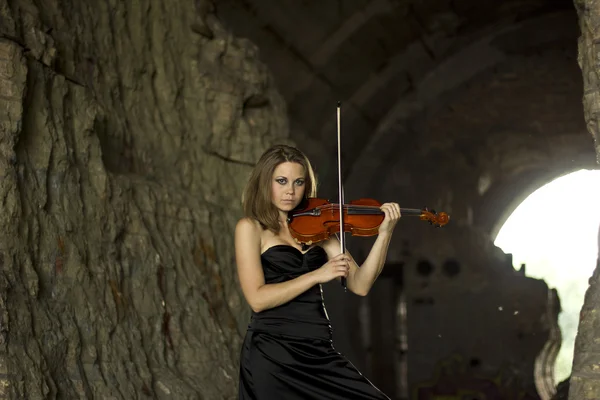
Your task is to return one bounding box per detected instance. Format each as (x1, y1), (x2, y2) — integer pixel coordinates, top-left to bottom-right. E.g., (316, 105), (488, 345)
(288, 198), (385, 245)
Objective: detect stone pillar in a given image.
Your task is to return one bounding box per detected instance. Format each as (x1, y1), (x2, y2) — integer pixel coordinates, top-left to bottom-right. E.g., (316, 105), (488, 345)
(568, 222), (600, 400)
(569, 0), (600, 397)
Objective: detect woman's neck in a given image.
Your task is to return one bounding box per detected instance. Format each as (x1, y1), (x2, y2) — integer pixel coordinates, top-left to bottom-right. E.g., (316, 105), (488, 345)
(278, 212), (288, 228)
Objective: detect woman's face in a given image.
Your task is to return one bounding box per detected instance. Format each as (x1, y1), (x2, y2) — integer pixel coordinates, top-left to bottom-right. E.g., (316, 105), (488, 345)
(271, 162), (306, 212)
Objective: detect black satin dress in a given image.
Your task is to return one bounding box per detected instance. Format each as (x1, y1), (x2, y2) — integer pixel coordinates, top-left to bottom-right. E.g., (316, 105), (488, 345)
(238, 244), (390, 400)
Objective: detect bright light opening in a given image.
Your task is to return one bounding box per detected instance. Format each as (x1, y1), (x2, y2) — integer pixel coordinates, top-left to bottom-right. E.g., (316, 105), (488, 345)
(494, 169), (600, 383)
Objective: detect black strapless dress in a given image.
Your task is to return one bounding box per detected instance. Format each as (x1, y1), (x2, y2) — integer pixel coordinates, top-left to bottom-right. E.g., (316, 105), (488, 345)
(238, 244), (390, 400)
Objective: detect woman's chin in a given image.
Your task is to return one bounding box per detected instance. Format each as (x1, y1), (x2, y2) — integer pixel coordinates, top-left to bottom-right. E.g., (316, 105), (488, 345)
(279, 201), (298, 211)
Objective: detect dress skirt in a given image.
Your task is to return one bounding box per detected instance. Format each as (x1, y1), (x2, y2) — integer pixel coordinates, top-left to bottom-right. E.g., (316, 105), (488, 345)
(238, 244), (390, 399)
(238, 330), (390, 399)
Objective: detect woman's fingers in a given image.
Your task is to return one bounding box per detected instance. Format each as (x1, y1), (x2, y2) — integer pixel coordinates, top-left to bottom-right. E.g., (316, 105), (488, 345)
(381, 205), (390, 219)
(381, 202), (402, 221)
(326, 254), (350, 278)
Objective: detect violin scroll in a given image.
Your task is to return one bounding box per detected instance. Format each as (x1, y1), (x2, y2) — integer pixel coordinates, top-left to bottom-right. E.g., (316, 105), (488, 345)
(420, 208), (449, 227)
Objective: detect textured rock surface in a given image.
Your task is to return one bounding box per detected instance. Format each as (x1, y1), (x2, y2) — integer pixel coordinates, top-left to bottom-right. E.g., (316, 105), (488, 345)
(576, 0), (600, 163)
(0, 0), (288, 398)
(569, 1), (600, 399)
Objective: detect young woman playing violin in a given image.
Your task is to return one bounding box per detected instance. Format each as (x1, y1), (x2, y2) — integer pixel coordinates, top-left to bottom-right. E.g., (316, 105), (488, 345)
(235, 144), (400, 400)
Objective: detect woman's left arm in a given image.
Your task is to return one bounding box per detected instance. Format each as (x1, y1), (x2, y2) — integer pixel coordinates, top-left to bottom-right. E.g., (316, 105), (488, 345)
(321, 203), (401, 296)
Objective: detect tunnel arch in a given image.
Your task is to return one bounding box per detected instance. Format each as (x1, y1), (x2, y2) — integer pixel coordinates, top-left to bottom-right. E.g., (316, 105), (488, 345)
(346, 9), (583, 181)
(344, 9), (597, 238)
(345, 9), (581, 171)
(215, 2), (588, 200)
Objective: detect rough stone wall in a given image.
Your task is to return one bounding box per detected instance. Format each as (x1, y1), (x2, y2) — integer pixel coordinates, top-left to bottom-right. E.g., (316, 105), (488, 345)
(570, 1), (600, 399)
(0, 0), (288, 398)
(576, 0), (600, 163)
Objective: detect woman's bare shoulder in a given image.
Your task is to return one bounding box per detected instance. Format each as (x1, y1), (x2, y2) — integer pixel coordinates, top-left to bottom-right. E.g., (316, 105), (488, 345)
(236, 217), (262, 236)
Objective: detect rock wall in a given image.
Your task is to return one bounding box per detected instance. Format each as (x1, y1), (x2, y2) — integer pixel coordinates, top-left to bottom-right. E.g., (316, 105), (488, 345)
(0, 0), (288, 398)
(569, 0), (600, 398)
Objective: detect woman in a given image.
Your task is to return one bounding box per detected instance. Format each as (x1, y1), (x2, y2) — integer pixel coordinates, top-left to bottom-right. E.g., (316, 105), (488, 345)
(235, 144), (400, 399)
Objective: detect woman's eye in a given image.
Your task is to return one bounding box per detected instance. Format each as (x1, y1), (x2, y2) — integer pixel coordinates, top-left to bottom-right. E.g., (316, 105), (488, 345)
(295, 180), (305, 186)
(277, 178), (287, 184)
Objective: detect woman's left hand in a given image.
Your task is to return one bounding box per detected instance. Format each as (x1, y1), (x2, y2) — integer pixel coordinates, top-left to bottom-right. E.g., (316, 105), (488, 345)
(379, 202), (401, 235)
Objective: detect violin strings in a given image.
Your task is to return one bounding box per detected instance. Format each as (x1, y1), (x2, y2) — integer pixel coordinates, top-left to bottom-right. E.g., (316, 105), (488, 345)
(315, 204), (425, 215)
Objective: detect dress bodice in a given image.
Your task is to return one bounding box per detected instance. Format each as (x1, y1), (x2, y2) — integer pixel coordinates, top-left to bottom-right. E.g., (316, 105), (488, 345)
(247, 244), (333, 340)
(260, 244), (327, 282)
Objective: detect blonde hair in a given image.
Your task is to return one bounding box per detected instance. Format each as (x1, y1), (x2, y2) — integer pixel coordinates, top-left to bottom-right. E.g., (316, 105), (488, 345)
(242, 144), (317, 232)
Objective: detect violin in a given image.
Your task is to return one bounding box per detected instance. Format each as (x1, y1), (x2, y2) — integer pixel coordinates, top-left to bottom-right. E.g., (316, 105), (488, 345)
(287, 102), (449, 290)
(288, 197), (449, 245)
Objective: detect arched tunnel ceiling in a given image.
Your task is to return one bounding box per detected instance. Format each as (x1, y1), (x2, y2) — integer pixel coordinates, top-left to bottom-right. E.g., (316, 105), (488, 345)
(215, 0), (598, 236)
(351, 9), (598, 236)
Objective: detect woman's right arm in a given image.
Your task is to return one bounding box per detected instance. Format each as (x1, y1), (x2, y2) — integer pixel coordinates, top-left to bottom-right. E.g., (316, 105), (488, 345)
(234, 218), (349, 313)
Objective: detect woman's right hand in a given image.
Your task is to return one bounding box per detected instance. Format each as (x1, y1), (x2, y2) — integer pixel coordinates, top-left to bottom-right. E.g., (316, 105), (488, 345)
(312, 253), (350, 284)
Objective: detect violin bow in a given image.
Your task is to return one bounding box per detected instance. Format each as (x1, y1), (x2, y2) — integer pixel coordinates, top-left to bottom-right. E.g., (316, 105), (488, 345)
(337, 101), (347, 291)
